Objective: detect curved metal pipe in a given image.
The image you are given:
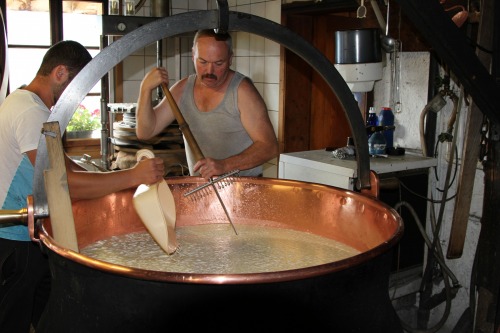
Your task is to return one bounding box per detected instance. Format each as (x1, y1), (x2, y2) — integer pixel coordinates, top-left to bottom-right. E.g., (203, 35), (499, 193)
(370, 0), (386, 31)
(420, 105), (432, 157)
(420, 92), (447, 156)
(33, 9), (371, 218)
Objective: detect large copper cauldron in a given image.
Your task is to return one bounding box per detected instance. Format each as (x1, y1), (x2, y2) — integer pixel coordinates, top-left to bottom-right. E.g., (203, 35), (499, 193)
(36, 176), (403, 332)
(28, 4), (403, 332)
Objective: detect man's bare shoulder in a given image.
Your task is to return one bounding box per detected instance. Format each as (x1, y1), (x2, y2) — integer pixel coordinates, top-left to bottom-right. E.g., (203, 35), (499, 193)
(171, 77), (188, 90)
(170, 77), (189, 100)
(238, 75), (262, 97)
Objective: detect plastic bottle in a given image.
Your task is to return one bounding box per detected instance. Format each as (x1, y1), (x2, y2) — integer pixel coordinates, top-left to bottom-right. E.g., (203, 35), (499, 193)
(368, 130), (386, 155)
(366, 107), (378, 139)
(367, 107), (378, 126)
(378, 107), (394, 151)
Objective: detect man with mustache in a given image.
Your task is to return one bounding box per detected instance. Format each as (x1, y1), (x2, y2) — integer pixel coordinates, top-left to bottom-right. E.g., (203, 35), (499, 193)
(136, 29), (278, 179)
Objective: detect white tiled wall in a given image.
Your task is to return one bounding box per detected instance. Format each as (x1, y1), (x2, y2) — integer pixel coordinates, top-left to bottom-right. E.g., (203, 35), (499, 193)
(120, 0), (281, 177)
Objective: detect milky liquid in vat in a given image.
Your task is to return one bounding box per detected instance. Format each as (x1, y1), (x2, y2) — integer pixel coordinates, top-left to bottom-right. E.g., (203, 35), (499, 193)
(81, 224), (360, 274)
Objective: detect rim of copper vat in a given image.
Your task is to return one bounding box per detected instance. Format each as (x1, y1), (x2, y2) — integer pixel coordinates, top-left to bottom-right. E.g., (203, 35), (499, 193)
(36, 176), (403, 285)
(30, 3), (399, 284)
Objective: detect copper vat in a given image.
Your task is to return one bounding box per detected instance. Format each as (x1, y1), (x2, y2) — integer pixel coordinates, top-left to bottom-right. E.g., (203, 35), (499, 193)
(36, 176), (403, 332)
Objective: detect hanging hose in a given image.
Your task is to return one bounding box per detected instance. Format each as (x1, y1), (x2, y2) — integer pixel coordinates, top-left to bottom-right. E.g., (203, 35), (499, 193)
(394, 201), (457, 333)
(433, 140), (458, 193)
(394, 201), (459, 286)
(420, 91), (447, 157)
(437, 91), (459, 144)
(395, 86), (464, 333)
(430, 87), (463, 256)
(430, 88), (460, 191)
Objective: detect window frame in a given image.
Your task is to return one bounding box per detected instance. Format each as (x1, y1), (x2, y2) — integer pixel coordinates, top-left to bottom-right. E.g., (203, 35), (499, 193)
(2, 0), (105, 148)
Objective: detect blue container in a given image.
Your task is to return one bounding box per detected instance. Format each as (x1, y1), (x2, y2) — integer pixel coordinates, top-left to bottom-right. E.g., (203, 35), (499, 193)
(368, 131), (386, 155)
(378, 107), (394, 150)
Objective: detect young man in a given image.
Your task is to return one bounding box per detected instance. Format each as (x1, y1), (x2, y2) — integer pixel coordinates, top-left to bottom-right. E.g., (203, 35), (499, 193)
(136, 29), (278, 179)
(0, 40), (165, 332)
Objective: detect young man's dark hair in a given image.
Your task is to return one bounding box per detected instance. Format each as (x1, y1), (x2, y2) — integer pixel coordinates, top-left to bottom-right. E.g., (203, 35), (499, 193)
(37, 40), (92, 80)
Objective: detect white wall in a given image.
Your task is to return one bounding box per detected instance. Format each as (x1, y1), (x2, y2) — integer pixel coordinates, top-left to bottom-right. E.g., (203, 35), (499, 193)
(374, 52), (431, 150)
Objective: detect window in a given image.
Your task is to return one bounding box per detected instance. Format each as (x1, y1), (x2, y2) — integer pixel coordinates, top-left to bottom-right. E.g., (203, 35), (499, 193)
(5, 0), (103, 134)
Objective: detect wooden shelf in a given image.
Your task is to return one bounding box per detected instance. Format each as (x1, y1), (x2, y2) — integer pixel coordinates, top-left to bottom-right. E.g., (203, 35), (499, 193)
(64, 137), (101, 159)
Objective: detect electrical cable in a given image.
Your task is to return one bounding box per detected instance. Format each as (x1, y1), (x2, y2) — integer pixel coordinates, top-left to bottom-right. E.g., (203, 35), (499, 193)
(433, 140), (458, 192)
(394, 201), (455, 333)
(428, 86), (463, 269)
(392, 191), (457, 332)
(399, 179), (456, 204)
(394, 86), (465, 332)
(390, 183), (404, 301)
(394, 194), (456, 331)
(421, 87), (463, 293)
(468, 243), (478, 328)
(391, 201), (457, 284)
(433, 90), (460, 190)
(427, 200), (459, 285)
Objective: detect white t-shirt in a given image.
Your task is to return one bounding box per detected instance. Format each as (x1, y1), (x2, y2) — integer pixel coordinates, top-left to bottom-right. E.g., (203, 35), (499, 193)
(0, 89), (50, 241)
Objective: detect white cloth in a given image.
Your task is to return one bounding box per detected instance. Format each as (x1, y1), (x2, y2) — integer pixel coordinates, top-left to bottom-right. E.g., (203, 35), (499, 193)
(0, 89), (50, 241)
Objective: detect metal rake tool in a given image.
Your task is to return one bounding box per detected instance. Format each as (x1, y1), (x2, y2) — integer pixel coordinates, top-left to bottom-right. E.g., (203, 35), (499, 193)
(184, 170), (240, 198)
(184, 170), (240, 235)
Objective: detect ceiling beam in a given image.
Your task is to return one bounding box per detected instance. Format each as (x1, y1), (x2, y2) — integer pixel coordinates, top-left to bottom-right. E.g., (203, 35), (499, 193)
(396, 0), (500, 124)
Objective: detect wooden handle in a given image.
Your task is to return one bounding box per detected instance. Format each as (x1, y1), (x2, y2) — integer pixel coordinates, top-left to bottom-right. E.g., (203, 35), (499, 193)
(161, 83), (205, 162)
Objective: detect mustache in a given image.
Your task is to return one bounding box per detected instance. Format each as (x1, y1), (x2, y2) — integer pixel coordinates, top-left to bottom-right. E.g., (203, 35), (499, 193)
(202, 74), (217, 80)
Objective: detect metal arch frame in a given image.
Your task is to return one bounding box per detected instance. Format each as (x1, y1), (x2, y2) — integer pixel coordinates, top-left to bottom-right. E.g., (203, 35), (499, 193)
(33, 9), (370, 218)
(0, 9), (8, 102)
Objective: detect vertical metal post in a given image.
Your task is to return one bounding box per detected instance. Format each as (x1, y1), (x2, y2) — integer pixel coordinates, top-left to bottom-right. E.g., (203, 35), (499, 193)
(100, 34), (111, 170)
